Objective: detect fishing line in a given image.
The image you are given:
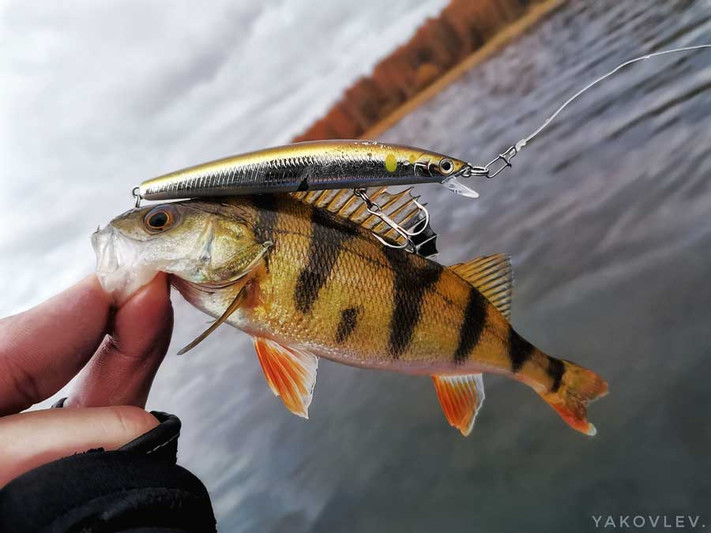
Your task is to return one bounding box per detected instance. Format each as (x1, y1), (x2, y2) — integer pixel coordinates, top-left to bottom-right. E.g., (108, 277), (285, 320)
(473, 44), (711, 179)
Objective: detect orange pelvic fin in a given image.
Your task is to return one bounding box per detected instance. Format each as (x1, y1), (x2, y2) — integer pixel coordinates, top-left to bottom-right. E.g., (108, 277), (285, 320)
(538, 359), (609, 436)
(451, 254), (513, 319)
(432, 374), (485, 436)
(253, 337), (319, 419)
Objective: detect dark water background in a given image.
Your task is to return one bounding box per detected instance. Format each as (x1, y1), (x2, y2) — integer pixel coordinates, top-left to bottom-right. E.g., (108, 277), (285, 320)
(3, 1), (711, 531)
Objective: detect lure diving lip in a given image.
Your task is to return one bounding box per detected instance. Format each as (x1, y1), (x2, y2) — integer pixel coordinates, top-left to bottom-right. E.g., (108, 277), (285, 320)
(134, 140), (482, 204)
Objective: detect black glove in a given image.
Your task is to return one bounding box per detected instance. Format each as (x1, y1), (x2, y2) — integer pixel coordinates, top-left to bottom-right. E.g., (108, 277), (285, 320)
(0, 409), (216, 533)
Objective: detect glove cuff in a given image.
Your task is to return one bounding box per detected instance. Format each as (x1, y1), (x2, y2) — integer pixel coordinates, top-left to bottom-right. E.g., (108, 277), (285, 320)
(0, 410), (216, 533)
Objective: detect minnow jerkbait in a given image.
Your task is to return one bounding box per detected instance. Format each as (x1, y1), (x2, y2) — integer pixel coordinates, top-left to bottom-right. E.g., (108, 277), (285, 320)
(135, 46), (711, 210)
(93, 191), (608, 436)
(135, 140), (485, 203)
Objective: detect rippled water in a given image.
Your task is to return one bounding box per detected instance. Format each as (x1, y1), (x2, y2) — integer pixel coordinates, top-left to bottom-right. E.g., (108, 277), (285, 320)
(3, 1), (711, 531)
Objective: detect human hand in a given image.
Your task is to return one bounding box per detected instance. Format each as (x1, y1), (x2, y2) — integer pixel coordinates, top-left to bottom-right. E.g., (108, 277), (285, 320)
(0, 274), (173, 487)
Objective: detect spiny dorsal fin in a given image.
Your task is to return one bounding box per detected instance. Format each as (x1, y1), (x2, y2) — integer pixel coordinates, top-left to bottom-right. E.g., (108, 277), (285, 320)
(290, 187), (438, 257)
(451, 254), (513, 319)
(432, 373), (485, 436)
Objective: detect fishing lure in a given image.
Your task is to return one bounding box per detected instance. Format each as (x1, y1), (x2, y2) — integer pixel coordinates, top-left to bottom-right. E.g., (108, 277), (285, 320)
(135, 140), (486, 201)
(132, 44), (711, 253)
(133, 140), (500, 254)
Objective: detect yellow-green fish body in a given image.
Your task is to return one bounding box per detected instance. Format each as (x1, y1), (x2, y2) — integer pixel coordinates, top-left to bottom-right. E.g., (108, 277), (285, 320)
(95, 192), (607, 436)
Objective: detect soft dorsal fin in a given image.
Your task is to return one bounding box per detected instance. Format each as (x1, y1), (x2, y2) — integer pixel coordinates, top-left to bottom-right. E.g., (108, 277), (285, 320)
(291, 187), (438, 257)
(253, 337), (319, 419)
(451, 254), (513, 319)
(432, 373), (485, 436)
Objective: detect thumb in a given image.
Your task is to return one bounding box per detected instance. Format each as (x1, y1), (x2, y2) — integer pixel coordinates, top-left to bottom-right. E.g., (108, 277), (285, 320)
(0, 406), (158, 487)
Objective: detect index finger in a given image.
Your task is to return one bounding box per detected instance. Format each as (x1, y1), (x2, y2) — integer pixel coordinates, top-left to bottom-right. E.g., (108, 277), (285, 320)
(0, 275), (111, 415)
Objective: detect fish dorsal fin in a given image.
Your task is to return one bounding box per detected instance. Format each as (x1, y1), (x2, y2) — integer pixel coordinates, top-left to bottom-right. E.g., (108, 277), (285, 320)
(451, 254), (513, 319)
(432, 374), (485, 436)
(253, 337), (319, 419)
(291, 187), (438, 257)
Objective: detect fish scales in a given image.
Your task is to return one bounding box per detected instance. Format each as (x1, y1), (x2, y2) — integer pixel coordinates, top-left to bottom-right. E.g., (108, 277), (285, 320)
(228, 196), (533, 377)
(94, 194), (608, 435)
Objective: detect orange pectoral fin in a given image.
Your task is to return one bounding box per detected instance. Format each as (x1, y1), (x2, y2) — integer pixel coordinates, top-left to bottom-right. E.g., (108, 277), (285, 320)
(432, 374), (486, 437)
(253, 337), (319, 419)
(177, 284), (248, 355)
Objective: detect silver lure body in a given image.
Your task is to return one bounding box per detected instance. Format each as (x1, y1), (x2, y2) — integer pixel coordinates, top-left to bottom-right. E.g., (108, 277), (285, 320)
(137, 140), (475, 201)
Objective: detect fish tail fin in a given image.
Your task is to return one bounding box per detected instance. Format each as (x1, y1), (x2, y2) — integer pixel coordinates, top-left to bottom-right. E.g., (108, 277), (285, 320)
(537, 357), (608, 436)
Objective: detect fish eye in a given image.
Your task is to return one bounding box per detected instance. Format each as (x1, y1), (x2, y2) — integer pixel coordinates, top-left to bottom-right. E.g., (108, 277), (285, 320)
(438, 158), (454, 175)
(143, 206), (175, 233)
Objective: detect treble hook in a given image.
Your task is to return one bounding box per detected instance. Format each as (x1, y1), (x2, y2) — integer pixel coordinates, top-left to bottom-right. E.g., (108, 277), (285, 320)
(353, 188), (429, 253)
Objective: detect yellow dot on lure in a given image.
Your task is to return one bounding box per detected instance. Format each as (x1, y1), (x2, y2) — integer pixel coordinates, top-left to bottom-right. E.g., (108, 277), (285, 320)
(385, 153), (397, 173)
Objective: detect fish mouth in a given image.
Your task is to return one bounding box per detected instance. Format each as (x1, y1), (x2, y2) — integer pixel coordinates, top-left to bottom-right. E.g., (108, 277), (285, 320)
(92, 225), (159, 304)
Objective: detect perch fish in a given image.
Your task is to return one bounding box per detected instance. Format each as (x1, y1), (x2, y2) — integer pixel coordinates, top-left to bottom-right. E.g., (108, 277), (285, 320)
(93, 190), (607, 436)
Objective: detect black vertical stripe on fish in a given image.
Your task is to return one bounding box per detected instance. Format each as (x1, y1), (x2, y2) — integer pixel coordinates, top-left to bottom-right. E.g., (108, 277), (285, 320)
(508, 327), (535, 373)
(294, 207), (358, 314)
(547, 357), (566, 393)
(252, 195), (280, 270)
(383, 248), (443, 359)
(453, 286), (488, 364)
(335, 307), (360, 344)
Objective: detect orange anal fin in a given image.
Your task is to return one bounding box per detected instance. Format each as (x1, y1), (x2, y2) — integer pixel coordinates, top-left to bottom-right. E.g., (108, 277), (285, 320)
(253, 338), (319, 419)
(432, 374), (485, 437)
